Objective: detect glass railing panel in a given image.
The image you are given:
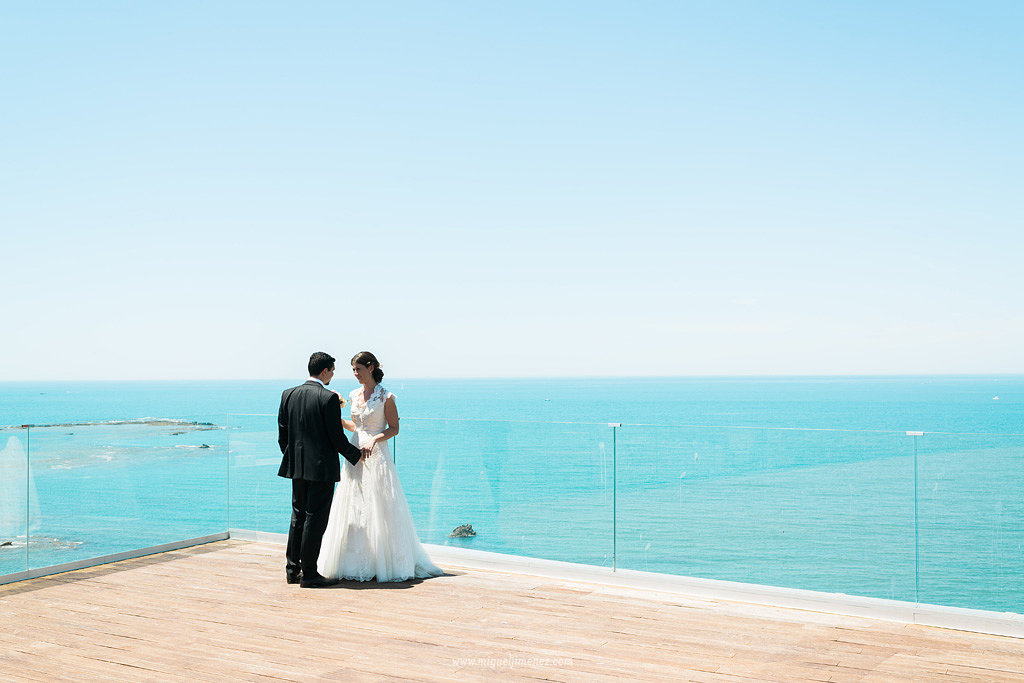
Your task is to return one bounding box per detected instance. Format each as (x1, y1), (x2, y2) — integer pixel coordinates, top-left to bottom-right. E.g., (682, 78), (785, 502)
(398, 418), (614, 567)
(222, 414), (1022, 614)
(26, 415), (228, 570)
(227, 415), (615, 567)
(228, 413), (289, 533)
(1, 426), (30, 576)
(917, 432), (1024, 614)
(616, 425), (916, 601)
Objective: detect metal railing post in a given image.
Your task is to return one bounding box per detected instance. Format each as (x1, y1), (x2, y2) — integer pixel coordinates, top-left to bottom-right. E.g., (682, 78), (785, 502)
(226, 414), (231, 533)
(25, 426), (30, 573)
(907, 430), (924, 604)
(610, 423), (621, 572)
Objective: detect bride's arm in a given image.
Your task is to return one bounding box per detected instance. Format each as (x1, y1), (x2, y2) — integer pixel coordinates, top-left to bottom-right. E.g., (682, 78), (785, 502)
(371, 397), (400, 444)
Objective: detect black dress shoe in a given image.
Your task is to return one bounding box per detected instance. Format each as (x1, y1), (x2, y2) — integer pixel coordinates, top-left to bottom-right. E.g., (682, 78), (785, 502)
(286, 573), (301, 585)
(300, 573), (340, 588)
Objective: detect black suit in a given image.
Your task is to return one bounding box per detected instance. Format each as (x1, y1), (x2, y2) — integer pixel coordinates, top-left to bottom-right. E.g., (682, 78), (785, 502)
(278, 380), (362, 576)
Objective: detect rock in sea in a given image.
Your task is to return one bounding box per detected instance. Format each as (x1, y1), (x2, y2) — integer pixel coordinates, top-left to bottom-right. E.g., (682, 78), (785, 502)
(449, 524), (477, 538)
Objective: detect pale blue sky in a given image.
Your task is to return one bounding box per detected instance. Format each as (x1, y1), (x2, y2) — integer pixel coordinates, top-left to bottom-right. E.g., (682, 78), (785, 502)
(2, 2), (1021, 380)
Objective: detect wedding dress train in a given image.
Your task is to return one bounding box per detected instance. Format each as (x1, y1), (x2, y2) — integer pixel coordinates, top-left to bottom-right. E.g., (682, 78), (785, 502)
(318, 384), (442, 582)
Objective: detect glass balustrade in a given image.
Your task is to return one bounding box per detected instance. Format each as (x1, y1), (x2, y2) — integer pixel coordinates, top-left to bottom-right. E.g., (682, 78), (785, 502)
(3, 410), (1022, 620)
(916, 431), (1024, 614)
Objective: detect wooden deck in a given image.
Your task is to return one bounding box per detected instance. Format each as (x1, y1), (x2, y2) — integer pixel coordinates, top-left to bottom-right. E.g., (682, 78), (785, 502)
(2, 541), (1023, 681)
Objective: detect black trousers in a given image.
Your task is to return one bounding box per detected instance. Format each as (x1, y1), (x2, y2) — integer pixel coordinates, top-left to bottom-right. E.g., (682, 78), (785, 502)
(286, 479), (335, 575)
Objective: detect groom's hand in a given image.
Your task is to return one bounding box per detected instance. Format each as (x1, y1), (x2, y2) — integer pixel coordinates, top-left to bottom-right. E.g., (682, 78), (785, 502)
(360, 447), (372, 460)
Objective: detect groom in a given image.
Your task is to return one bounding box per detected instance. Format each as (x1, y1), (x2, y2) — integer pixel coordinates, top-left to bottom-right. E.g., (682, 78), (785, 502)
(278, 352), (365, 588)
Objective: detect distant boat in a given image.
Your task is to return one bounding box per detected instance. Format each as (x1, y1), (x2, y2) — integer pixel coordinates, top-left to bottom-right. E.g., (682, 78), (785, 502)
(993, 396), (1000, 400)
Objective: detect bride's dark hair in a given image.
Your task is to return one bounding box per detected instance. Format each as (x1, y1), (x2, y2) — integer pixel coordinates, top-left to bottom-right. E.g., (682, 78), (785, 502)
(351, 351), (384, 383)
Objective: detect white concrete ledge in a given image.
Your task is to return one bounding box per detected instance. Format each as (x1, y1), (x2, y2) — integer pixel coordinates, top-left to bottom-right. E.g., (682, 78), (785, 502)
(0, 532), (230, 586)
(228, 528), (1024, 639)
(228, 528), (288, 545)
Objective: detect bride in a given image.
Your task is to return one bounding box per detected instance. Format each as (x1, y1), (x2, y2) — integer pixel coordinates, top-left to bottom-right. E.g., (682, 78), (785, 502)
(317, 351), (443, 582)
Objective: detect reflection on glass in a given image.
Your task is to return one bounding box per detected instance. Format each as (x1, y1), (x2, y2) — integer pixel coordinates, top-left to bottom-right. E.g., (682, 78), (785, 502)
(398, 419), (613, 568)
(25, 415), (228, 570)
(228, 413), (291, 533)
(0, 427), (32, 576)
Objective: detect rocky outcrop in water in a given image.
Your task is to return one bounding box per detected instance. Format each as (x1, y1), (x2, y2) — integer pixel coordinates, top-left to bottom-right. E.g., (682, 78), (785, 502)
(15, 419), (220, 430)
(449, 524), (477, 538)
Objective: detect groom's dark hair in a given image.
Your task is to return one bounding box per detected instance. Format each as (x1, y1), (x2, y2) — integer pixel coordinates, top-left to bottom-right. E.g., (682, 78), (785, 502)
(308, 352), (335, 377)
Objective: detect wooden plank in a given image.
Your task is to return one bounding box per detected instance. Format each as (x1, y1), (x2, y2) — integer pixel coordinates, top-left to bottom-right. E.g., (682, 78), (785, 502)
(3, 540), (1022, 682)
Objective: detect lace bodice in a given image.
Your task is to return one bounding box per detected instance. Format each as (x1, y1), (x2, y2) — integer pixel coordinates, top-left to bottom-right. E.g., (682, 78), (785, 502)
(349, 384), (393, 436)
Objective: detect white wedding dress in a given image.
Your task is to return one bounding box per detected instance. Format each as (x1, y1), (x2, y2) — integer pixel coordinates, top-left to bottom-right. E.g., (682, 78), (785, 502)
(318, 384), (443, 582)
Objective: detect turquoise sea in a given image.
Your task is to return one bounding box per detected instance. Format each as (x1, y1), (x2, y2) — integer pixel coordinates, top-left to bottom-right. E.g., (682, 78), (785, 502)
(2, 376), (1022, 614)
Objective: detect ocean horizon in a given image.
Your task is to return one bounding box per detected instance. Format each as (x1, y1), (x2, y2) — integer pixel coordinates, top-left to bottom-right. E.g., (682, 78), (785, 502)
(3, 374), (1023, 431)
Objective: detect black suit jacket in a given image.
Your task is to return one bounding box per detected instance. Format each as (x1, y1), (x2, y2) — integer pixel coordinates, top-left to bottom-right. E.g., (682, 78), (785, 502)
(278, 380), (362, 481)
